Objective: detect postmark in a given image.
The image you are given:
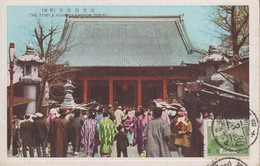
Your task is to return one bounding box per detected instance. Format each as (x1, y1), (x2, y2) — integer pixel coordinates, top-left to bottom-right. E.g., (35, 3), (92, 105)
(208, 157), (248, 166)
(211, 109), (259, 153)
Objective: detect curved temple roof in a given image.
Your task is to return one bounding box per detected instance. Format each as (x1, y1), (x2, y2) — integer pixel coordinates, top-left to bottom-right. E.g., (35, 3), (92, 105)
(56, 15), (204, 67)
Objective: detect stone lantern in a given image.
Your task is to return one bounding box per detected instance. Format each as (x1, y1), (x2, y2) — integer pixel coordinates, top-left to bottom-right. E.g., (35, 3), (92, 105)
(62, 80), (76, 107)
(16, 43), (45, 114)
(199, 42), (228, 86)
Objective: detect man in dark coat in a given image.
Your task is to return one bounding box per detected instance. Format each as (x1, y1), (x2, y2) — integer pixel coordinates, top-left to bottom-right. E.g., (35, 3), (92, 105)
(69, 109), (84, 155)
(20, 114), (34, 157)
(48, 107), (70, 157)
(33, 112), (47, 157)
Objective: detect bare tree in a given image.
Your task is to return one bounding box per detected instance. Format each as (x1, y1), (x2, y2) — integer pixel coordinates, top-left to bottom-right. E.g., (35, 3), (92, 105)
(34, 20), (77, 112)
(211, 6), (249, 59)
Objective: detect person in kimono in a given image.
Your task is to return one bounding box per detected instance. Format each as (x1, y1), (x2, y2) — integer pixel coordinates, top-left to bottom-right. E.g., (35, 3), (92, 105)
(98, 112), (117, 157)
(107, 104), (115, 122)
(143, 107), (172, 157)
(114, 106), (125, 127)
(161, 108), (171, 125)
(171, 107), (192, 157)
(69, 109), (84, 155)
(133, 107), (152, 156)
(95, 108), (104, 123)
(48, 107), (70, 157)
(46, 108), (59, 133)
(124, 109), (134, 145)
(81, 110), (98, 157)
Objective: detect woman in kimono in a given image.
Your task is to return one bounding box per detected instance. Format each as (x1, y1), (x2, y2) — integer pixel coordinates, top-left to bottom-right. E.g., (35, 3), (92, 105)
(81, 109), (98, 157)
(133, 107), (152, 156)
(171, 107), (192, 157)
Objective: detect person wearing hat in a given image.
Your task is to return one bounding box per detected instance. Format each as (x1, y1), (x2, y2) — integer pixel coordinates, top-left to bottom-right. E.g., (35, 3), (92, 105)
(20, 114), (34, 157)
(114, 106), (125, 127)
(33, 112), (47, 157)
(171, 107), (192, 157)
(114, 125), (129, 157)
(48, 107), (70, 157)
(98, 111), (117, 157)
(69, 109), (84, 155)
(81, 109), (98, 157)
(143, 107), (171, 157)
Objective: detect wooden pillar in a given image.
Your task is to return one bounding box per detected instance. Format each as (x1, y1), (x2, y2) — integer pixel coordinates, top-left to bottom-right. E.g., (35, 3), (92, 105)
(83, 80), (87, 103)
(138, 79), (142, 106)
(109, 79), (113, 105)
(163, 79), (168, 101)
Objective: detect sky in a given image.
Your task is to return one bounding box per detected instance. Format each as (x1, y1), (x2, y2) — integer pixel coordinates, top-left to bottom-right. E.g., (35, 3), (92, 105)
(7, 5), (221, 58)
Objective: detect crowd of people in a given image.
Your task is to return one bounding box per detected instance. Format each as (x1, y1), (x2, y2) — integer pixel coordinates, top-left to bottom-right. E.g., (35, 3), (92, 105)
(10, 104), (195, 158)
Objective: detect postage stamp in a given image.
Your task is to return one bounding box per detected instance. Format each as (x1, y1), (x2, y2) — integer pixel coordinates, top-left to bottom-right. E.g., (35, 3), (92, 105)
(205, 119), (250, 157)
(205, 109), (259, 156)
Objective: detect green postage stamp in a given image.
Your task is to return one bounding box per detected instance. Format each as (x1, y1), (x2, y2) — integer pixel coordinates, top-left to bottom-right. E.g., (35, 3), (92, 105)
(205, 108), (259, 157)
(205, 119), (249, 156)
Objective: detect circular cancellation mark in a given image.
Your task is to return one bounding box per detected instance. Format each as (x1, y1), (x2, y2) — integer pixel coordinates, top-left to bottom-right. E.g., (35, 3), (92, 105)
(208, 157), (248, 166)
(211, 109), (259, 152)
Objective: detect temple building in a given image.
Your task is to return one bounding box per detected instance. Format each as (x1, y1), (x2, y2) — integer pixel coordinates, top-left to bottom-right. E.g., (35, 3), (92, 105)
(55, 15), (205, 107)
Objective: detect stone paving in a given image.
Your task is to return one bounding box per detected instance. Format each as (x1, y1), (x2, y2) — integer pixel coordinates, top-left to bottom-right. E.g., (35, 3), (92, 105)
(8, 142), (140, 158)
(8, 142), (179, 158)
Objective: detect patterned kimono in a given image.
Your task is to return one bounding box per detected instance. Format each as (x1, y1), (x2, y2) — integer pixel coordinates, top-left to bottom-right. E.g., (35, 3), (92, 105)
(81, 118), (98, 154)
(133, 114), (152, 154)
(171, 116), (192, 148)
(98, 117), (117, 154)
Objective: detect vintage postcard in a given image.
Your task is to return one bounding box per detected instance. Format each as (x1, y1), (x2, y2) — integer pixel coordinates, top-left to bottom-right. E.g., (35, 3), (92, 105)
(0, 0), (259, 166)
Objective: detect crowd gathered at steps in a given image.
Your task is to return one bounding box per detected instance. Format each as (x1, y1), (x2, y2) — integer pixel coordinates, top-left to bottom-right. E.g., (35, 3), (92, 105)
(10, 104), (212, 158)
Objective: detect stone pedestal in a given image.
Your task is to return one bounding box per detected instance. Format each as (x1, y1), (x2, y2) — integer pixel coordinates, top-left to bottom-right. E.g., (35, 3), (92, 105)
(23, 84), (37, 114)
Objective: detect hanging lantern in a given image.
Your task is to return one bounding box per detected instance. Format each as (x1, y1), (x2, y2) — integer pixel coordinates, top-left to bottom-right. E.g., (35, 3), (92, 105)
(122, 84), (128, 91)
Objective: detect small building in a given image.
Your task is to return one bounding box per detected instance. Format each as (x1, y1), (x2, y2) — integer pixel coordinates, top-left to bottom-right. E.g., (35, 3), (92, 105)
(55, 15), (205, 107)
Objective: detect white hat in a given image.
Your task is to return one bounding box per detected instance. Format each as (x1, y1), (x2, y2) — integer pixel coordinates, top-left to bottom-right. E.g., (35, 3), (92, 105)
(36, 112), (43, 118)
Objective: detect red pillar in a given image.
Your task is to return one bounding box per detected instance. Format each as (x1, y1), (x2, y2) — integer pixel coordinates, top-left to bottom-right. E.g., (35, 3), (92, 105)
(109, 79), (113, 105)
(163, 79), (167, 101)
(138, 79), (142, 106)
(83, 80), (87, 103)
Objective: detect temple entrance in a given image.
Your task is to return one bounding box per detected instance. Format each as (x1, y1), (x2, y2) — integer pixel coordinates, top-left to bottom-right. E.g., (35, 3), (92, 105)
(142, 80), (163, 104)
(88, 80), (109, 104)
(114, 80), (137, 106)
